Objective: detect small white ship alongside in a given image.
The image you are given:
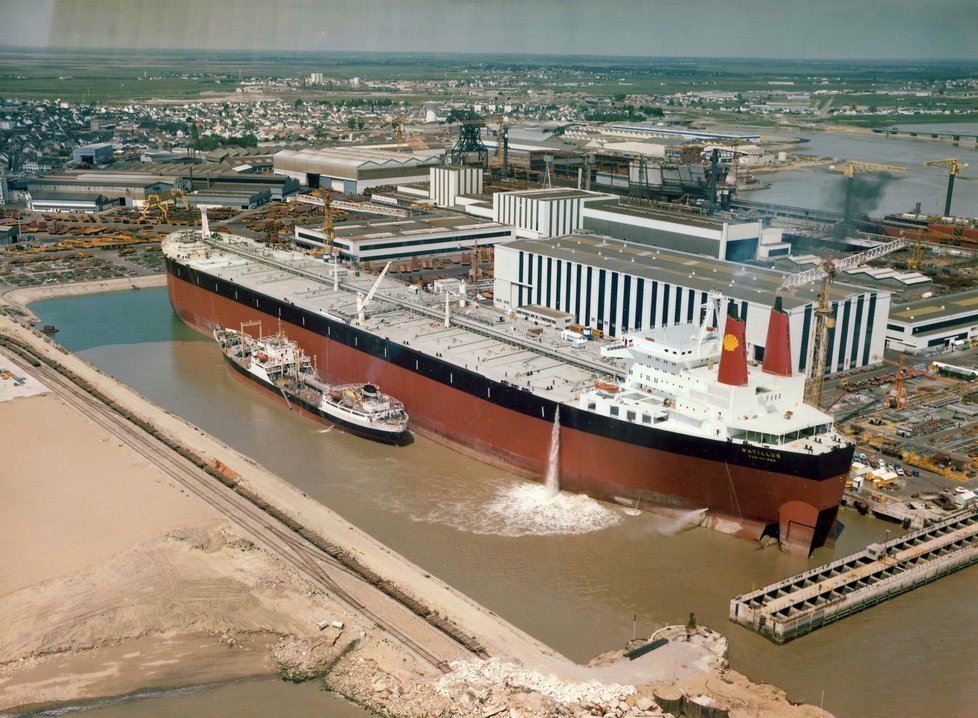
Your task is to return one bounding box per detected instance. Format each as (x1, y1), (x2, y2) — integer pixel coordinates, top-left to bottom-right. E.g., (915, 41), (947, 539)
(215, 323), (410, 444)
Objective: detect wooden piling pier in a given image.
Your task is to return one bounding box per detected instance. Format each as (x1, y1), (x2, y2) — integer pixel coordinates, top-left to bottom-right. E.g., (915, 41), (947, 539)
(730, 508), (978, 644)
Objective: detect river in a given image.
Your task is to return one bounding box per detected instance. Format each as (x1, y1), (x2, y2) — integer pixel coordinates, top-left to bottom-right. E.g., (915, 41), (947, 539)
(30, 286), (978, 718)
(744, 122), (978, 218)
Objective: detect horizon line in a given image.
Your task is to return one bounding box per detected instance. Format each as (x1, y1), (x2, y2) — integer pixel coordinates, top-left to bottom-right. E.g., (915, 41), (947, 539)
(0, 45), (976, 64)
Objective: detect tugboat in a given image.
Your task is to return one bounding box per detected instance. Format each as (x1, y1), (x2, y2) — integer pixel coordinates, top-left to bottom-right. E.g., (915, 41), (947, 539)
(215, 322), (410, 445)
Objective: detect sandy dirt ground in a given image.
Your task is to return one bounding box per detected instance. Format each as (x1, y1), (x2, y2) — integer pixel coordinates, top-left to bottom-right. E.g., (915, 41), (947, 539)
(0, 280), (833, 717)
(0, 390), (351, 713)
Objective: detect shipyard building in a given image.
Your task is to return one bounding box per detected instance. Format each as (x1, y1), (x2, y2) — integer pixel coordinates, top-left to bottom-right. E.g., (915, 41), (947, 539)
(72, 142), (114, 167)
(294, 214), (514, 263)
(451, 187), (785, 263)
(273, 147), (444, 194)
(581, 202), (789, 261)
(491, 188), (617, 239)
(886, 290), (978, 353)
(494, 234), (889, 375)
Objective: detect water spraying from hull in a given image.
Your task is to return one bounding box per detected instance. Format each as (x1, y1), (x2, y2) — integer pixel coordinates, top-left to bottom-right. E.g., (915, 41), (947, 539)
(656, 508), (709, 536)
(545, 410), (561, 497)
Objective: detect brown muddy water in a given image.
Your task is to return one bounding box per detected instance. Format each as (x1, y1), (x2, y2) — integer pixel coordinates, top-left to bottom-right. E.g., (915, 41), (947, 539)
(32, 289), (978, 718)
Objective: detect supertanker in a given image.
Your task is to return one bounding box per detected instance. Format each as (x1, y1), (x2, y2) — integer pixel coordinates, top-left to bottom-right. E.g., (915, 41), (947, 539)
(162, 217), (853, 556)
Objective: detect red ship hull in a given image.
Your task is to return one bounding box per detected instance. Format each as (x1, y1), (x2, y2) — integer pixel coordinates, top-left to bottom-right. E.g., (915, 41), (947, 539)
(167, 270), (848, 556)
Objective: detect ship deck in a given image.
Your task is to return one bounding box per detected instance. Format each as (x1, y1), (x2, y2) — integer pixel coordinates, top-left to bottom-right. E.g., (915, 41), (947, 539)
(165, 230), (847, 459)
(164, 231), (627, 405)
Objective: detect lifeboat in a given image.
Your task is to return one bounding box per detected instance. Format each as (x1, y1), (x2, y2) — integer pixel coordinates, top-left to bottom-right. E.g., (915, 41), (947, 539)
(256, 352), (269, 363)
(595, 380), (620, 394)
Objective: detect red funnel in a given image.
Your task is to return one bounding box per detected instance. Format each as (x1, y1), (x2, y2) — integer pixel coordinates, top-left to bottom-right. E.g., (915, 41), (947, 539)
(718, 300), (748, 387)
(762, 296), (792, 377)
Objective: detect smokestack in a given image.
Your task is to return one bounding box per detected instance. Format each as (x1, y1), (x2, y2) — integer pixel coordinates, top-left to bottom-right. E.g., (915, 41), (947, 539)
(762, 296), (792, 377)
(717, 300), (748, 387)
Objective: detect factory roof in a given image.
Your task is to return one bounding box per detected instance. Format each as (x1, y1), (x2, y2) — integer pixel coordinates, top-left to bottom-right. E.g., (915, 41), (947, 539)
(889, 290), (978, 324)
(302, 214), (512, 244)
(607, 124), (761, 141)
(497, 188), (610, 202)
(504, 234), (873, 309)
(112, 162), (296, 183)
(274, 146), (443, 172)
(585, 203), (745, 230)
(30, 172), (178, 188)
(29, 191), (111, 202)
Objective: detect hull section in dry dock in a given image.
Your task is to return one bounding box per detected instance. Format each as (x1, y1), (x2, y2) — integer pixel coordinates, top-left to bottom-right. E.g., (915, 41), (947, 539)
(165, 261), (851, 555)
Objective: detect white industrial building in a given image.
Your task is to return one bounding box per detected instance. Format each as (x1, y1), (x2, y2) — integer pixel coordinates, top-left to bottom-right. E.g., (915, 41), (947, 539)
(294, 214), (514, 263)
(886, 290), (978, 353)
(429, 165), (482, 208)
(273, 147), (444, 194)
(27, 192), (118, 213)
(490, 188), (617, 239)
(494, 234), (889, 375)
(582, 203), (790, 261)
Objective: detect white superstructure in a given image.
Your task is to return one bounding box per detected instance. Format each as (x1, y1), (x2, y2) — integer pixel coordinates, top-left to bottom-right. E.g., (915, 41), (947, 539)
(577, 295), (843, 454)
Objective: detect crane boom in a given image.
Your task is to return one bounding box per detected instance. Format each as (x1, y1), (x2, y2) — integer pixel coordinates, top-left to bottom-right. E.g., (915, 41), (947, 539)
(830, 161), (905, 223)
(776, 237), (908, 294)
(925, 159), (969, 216)
(778, 237), (908, 408)
(357, 261), (392, 322)
(831, 161), (905, 177)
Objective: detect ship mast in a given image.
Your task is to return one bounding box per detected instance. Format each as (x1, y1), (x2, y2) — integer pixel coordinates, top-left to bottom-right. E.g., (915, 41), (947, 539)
(696, 291), (723, 354)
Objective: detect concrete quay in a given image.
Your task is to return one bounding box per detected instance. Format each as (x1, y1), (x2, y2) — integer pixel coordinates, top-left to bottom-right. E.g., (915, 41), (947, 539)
(730, 508), (978, 644)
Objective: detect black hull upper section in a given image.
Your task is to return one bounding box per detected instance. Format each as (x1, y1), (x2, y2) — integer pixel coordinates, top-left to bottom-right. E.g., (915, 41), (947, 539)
(170, 257), (853, 481)
(221, 351), (409, 446)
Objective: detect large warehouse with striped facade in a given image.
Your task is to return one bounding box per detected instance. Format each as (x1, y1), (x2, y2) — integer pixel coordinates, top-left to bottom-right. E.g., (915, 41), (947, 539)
(493, 234), (890, 375)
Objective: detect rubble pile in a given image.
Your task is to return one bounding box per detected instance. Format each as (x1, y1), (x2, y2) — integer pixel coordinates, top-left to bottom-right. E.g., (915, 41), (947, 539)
(435, 658), (664, 717)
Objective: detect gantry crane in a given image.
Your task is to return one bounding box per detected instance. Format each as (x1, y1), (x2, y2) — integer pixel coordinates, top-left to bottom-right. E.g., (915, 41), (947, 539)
(924, 158), (969, 216)
(778, 237), (909, 408)
(830, 161), (905, 224)
(139, 194), (169, 224)
(169, 188), (190, 210)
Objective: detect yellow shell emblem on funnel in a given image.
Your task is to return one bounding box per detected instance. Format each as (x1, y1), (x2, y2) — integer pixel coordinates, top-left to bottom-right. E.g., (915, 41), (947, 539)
(723, 333), (740, 352)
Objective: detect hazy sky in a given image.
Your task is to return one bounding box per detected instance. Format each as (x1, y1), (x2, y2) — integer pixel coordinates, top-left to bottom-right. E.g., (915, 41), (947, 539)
(0, 0), (974, 60)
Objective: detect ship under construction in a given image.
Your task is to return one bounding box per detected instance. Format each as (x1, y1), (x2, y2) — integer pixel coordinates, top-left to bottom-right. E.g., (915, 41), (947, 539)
(162, 216), (853, 556)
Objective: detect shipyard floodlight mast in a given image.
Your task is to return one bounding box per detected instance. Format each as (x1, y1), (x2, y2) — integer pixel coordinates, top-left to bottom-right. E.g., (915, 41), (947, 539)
(777, 238), (908, 408)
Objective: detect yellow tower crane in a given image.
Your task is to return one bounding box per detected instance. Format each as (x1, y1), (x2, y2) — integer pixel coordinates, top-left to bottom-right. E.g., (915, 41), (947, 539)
(778, 238), (910, 408)
(924, 158), (969, 217)
(830, 161), (905, 224)
(391, 115), (405, 153)
(907, 228), (925, 271)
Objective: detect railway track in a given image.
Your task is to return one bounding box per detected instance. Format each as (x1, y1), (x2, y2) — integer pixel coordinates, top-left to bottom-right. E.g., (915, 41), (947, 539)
(0, 335), (481, 673)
